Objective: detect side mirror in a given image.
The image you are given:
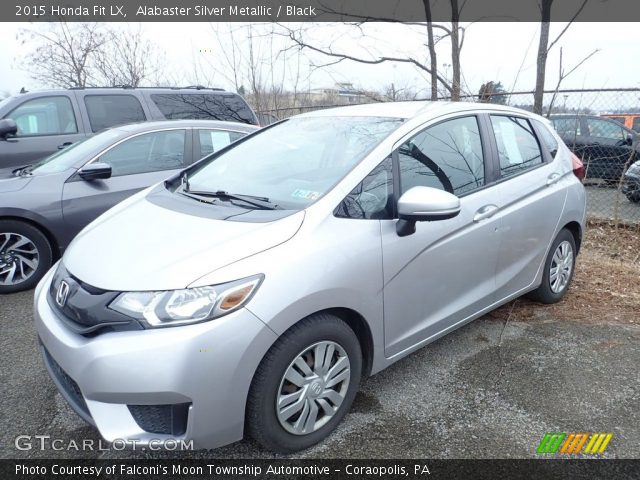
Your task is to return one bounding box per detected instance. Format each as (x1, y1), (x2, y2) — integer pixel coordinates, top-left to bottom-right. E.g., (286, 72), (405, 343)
(0, 118), (17, 139)
(78, 162), (112, 181)
(396, 186), (461, 237)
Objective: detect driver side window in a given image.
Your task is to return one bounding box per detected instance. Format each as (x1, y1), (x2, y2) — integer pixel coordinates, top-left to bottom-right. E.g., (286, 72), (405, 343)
(398, 116), (485, 196)
(98, 129), (186, 177)
(586, 118), (625, 141)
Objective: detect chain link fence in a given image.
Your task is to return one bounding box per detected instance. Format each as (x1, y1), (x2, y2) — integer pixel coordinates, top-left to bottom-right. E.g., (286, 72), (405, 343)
(258, 88), (640, 226)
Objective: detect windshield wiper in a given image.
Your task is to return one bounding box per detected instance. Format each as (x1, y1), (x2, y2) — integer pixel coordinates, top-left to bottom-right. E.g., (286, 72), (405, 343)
(13, 164), (33, 177)
(180, 189), (282, 210)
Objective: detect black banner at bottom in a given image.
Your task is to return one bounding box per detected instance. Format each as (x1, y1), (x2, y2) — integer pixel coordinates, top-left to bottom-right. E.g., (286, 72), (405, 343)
(4, 459), (640, 480)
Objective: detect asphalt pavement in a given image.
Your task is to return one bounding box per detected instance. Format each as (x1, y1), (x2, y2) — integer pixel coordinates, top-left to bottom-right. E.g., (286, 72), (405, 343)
(1, 289), (638, 459)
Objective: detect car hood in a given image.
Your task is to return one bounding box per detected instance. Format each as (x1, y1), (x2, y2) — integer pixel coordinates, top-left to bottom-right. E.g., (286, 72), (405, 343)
(0, 172), (32, 191)
(63, 195), (305, 291)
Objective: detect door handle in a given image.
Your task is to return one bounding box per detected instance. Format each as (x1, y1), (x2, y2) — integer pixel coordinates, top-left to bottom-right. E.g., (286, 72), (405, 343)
(473, 204), (499, 222)
(58, 142), (73, 150)
(546, 172), (561, 186)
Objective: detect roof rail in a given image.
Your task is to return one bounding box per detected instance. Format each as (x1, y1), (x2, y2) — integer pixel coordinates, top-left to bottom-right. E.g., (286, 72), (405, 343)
(65, 85), (226, 92)
(181, 85), (225, 91)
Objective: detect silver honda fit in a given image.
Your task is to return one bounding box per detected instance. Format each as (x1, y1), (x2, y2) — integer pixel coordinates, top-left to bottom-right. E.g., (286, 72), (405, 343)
(34, 102), (586, 453)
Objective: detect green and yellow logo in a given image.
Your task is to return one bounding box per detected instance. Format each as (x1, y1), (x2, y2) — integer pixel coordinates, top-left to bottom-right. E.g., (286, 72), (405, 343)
(537, 432), (613, 455)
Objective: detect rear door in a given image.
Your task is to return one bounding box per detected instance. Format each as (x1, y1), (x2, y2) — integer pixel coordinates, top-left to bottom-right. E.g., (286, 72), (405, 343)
(487, 115), (568, 299)
(0, 94), (85, 168)
(61, 128), (190, 234)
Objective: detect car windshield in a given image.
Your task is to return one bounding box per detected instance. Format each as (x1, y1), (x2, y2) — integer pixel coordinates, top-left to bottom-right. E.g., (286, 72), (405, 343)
(186, 116), (402, 209)
(30, 129), (123, 175)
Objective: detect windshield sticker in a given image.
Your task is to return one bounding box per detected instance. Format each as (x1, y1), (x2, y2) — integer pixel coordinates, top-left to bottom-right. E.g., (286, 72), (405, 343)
(291, 189), (321, 200)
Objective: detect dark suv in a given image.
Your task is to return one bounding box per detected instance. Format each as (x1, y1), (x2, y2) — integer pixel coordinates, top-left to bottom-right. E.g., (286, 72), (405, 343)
(0, 87), (258, 170)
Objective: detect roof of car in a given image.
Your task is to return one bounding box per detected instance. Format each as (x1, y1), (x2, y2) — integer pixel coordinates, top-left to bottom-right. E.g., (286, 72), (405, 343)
(299, 101), (535, 120)
(110, 119), (259, 134)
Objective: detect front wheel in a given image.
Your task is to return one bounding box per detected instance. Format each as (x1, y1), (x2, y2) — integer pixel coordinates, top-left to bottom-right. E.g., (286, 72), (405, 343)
(528, 229), (577, 304)
(0, 220), (52, 294)
(246, 313), (362, 453)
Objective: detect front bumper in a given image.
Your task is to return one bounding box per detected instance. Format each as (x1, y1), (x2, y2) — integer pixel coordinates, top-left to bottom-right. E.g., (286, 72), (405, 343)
(34, 268), (278, 449)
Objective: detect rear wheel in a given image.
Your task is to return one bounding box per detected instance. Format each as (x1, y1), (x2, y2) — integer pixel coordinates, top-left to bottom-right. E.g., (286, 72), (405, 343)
(246, 313), (362, 453)
(0, 220), (52, 293)
(528, 229), (576, 304)
(626, 192), (640, 203)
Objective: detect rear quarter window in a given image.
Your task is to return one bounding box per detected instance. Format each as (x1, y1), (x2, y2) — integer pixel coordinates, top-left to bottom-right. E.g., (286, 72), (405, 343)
(150, 93), (257, 125)
(533, 120), (559, 158)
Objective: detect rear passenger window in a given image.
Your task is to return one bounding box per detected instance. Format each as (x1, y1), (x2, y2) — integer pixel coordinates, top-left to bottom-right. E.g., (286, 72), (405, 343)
(151, 94), (256, 124)
(533, 120), (558, 158)
(633, 117), (640, 133)
(490, 115), (543, 178)
(198, 129), (246, 158)
(8, 96), (77, 136)
(84, 95), (146, 132)
(398, 116), (485, 196)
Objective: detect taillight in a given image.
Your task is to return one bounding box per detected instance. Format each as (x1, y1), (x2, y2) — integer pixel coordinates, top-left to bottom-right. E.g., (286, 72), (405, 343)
(571, 153), (585, 181)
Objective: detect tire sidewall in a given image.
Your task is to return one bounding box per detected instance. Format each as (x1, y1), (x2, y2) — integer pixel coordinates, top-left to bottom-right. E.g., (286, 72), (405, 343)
(249, 316), (362, 453)
(0, 221), (52, 293)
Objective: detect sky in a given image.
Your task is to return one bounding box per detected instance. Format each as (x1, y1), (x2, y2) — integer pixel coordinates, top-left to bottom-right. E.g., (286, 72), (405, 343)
(1, 21), (639, 99)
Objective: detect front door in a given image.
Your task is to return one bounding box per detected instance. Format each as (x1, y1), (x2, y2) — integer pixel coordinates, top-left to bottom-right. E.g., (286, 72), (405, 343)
(61, 129), (190, 239)
(381, 115), (502, 357)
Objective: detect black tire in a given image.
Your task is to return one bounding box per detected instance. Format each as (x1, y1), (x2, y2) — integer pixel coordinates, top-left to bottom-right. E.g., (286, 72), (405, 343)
(528, 229), (577, 304)
(0, 220), (52, 294)
(246, 313), (362, 453)
(626, 193), (640, 204)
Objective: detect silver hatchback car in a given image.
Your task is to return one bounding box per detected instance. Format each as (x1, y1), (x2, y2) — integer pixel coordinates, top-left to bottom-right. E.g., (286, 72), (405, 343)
(34, 102), (586, 453)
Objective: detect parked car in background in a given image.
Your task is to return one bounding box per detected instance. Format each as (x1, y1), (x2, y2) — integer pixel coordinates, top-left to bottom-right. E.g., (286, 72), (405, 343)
(34, 102), (585, 453)
(0, 86), (258, 170)
(550, 114), (639, 182)
(603, 113), (640, 133)
(0, 120), (257, 292)
(257, 111), (280, 126)
(622, 160), (640, 203)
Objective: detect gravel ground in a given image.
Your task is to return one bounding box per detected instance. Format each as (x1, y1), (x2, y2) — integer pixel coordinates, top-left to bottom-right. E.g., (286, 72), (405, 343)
(1, 285), (638, 459)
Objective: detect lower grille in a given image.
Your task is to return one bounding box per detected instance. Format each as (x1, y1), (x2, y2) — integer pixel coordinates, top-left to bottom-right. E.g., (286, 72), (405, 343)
(41, 344), (94, 426)
(128, 403), (190, 436)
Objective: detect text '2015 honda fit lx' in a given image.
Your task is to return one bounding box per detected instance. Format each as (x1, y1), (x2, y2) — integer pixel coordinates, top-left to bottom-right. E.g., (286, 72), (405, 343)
(35, 102), (586, 453)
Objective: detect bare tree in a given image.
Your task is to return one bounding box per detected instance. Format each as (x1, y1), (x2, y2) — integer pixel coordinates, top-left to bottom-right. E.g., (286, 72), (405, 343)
(278, 1), (469, 101)
(18, 23), (106, 88)
(197, 23), (307, 115)
(94, 25), (165, 87)
(533, 0), (588, 114)
(545, 47), (599, 115)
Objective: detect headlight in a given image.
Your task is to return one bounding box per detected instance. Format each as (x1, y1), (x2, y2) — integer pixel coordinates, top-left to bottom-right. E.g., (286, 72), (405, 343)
(109, 274), (263, 327)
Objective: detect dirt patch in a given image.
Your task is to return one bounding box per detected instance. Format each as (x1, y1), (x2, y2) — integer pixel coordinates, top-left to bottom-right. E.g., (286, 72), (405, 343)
(489, 221), (640, 326)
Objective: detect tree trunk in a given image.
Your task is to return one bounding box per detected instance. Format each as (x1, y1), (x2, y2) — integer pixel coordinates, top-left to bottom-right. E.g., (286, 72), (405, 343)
(450, 0), (461, 101)
(423, 1), (438, 100)
(534, 1), (553, 114)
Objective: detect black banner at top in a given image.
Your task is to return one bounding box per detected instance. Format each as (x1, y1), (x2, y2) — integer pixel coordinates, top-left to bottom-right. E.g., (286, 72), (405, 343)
(3, 0), (640, 22)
